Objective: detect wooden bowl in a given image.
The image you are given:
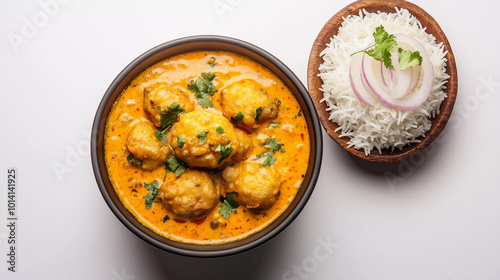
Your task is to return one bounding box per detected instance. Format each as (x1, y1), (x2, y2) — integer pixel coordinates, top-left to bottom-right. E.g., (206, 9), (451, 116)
(307, 0), (457, 162)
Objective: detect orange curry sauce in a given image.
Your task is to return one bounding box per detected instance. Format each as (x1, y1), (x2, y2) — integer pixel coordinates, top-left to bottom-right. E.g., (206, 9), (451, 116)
(105, 51), (310, 245)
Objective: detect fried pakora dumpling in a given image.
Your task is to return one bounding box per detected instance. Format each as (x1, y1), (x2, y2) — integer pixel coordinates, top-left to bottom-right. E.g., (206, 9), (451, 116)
(125, 122), (172, 171)
(230, 128), (253, 163)
(143, 83), (195, 127)
(222, 162), (281, 210)
(167, 110), (240, 169)
(158, 169), (220, 220)
(220, 79), (280, 129)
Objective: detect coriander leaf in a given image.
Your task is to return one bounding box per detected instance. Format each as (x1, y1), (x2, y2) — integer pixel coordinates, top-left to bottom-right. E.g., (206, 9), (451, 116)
(215, 143), (233, 164)
(266, 138), (282, 152)
(187, 80), (200, 93)
(219, 198), (238, 219)
(201, 72), (216, 83)
(351, 25), (397, 70)
(177, 135), (185, 149)
(143, 180), (160, 210)
(144, 180), (159, 191)
(127, 154), (136, 163)
(166, 156), (180, 172)
(269, 121), (281, 128)
(174, 164), (187, 178)
(373, 25), (397, 51)
(219, 204), (231, 219)
(398, 48), (423, 71)
(381, 49), (393, 70)
(235, 111), (244, 120)
(197, 131), (208, 145)
(262, 156), (276, 167)
(219, 192), (239, 219)
(165, 156), (187, 177)
(208, 57), (217, 68)
(254, 107), (263, 121)
(196, 93), (213, 108)
(162, 215), (170, 223)
(216, 125), (224, 135)
(155, 102), (186, 130)
(230, 112), (244, 126)
(188, 72), (217, 108)
(256, 151), (271, 159)
(154, 131), (167, 144)
(196, 79), (205, 91)
(259, 138), (285, 167)
(225, 192), (239, 209)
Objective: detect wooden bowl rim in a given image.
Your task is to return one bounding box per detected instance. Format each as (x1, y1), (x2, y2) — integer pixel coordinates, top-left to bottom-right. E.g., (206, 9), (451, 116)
(307, 0), (458, 162)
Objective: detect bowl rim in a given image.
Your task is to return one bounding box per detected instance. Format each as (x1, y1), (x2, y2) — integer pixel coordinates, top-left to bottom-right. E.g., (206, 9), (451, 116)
(307, 0), (458, 162)
(91, 35), (323, 257)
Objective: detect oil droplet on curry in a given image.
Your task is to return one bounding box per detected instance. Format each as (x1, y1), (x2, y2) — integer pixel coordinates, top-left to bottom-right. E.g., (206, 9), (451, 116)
(105, 51), (310, 245)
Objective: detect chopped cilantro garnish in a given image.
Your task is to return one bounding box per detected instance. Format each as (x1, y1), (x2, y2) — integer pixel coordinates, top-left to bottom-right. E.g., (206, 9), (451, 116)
(165, 156), (187, 177)
(187, 72), (217, 108)
(195, 93), (213, 108)
(262, 156), (276, 167)
(127, 154), (136, 163)
(219, 192), (239, 219)
(351, 25), (423, 72)
(351, 25), (397, 70)
(219, 205), (230, 219)
(235, 111), (244, 120)
(162, 215), (170, 223)
(153, 102), (186, 130)
(230, 112), (244, 126)
(398, 48), (422, 71)
(215, 143), (233, 164)
(177, 135), (185, 149)
(197, 131), (208, 145)
(266, 138), (282, 151)
(154, 131), (167, 144)
(216, 125), (224, 135)
(201, 72), (216, 83)
(254, 107), (263, 121)
(143, 180), (159, 210)
(208, 57), (217, 68)
(258, 138), (285, 167)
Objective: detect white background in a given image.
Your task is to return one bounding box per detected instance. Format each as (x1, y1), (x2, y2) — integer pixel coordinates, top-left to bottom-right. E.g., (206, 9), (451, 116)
(1, 0), (499, 279)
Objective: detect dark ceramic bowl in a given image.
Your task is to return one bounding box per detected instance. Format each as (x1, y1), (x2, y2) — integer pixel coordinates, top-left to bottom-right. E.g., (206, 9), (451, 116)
(91, 35), (323, 257)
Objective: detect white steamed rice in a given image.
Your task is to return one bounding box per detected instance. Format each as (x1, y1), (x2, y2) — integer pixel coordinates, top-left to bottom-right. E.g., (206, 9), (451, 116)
(318, 7), (449, 155)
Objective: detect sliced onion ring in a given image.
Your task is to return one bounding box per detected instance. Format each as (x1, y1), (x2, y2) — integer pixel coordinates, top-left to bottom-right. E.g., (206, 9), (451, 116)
(408, 65), (421, 93)
(361, 53), (392, 104)
(380, 58), (393, 88)
(375, 33), (433, 110)
(357, 34), (433, 110)
(349, 53), (377, 107)
(390, 50), (414, 99)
